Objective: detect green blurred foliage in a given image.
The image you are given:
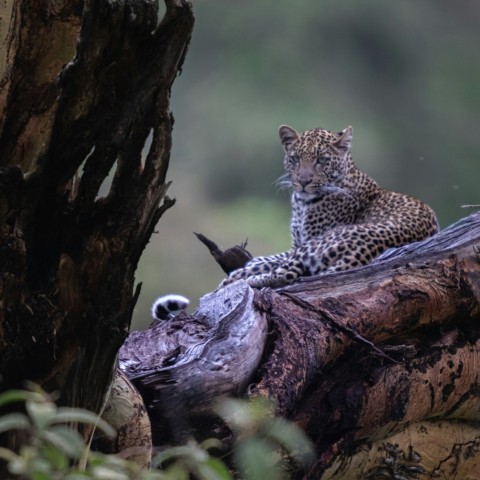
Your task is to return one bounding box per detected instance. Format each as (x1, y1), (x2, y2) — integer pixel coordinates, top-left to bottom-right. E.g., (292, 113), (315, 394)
(216, 397), (314, 479)
(133, 0), (480, 329)
(0, 389), (312, 480)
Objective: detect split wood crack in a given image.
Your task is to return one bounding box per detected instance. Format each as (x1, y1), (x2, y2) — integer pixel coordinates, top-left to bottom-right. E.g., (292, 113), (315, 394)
(280, 291), (405, 364)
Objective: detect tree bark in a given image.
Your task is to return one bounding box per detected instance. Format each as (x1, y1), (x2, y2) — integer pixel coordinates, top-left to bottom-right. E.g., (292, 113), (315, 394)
(0, 0), (194, 454)
(121, 211), (480, 478)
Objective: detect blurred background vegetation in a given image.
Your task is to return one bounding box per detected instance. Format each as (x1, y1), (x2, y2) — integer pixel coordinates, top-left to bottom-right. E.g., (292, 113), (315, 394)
(132, 0), (480, 329)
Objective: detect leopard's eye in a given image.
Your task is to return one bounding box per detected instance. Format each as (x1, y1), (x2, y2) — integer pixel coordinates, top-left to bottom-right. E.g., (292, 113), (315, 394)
(288, 154), (300, 165)
(316, 156), (328, 165)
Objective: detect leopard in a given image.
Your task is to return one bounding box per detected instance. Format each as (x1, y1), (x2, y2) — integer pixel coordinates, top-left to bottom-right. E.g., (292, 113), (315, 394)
(222, 124), (439, 288)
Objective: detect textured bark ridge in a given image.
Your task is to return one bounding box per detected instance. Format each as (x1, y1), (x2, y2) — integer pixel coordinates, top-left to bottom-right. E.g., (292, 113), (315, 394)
(0, 0), (194, 456)
(123, 212), (480, 478)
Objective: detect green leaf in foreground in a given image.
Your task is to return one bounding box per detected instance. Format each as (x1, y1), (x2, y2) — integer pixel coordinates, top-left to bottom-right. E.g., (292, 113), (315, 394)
(40, 426), (86, 459)
(235, 438), (286, 480)
(0, 390), (44, 408)
(0, 412), (31, 434)
(266, 417), (315, 466)
(26, 399), (57, 430)
(53, 407), (116, 438)
(197, 457), (233, 480)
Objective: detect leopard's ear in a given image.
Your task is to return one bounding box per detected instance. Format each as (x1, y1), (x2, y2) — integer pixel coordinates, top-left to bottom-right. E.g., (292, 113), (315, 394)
(279, 125), (299, 152)
(334, 126), (353, 151)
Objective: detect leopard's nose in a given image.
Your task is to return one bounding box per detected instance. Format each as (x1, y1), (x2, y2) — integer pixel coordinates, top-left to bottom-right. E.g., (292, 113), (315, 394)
(298, 177), (312, 188)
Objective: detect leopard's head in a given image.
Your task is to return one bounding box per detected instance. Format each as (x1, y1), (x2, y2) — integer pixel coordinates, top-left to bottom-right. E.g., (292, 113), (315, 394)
(279, 125), (353, 196)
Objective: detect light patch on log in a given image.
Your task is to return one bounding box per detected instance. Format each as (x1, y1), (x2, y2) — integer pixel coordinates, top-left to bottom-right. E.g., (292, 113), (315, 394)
(97, 368), (152, 470)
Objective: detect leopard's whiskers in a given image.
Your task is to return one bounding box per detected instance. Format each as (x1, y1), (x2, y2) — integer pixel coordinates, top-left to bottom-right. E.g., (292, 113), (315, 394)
(318, 184), (356, 201)
(274, 173), (292, 191)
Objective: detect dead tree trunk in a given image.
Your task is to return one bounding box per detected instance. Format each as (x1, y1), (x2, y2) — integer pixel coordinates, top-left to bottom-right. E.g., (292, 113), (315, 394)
(121, 211), (480, 479)
(0, 0), (193, 451)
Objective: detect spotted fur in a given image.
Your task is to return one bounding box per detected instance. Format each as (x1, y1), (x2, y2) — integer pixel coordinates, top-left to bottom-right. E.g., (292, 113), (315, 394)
(223, 125), (439, 288)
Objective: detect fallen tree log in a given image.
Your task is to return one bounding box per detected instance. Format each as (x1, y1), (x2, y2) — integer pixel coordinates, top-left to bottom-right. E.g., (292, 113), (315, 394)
(120, 211), (480, 478)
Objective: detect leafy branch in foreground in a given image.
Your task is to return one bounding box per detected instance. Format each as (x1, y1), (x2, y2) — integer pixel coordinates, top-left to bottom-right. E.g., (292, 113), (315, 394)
(0, 388), (314, 479)
(216, 397), (315, 480)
